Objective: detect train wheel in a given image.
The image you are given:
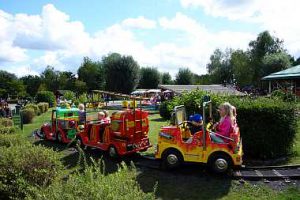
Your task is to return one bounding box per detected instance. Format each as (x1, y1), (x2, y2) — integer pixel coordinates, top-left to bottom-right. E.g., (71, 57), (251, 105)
(162, 149), (183, 169)
(108, 146), (118, 158)
(76, 137), (85, 149)
(208, 153), (232, 174)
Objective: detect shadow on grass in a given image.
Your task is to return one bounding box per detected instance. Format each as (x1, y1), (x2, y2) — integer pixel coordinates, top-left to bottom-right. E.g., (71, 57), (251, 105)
(150, 118), (168, 122)
(136, 164), (232, 200)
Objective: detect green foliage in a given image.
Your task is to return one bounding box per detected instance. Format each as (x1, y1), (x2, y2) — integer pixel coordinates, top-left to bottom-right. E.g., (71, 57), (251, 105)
(271, 90), (296, 102)
(21, 108), (36, 124)
(0, 145), (62, 199)
(78, 93), (88, 104)
(262, 52), (291, 77)
(37, 102), (49, 114)
(0, 70), (26, 98)
(20, 75), (42, 97)
(24, 104), (40, 115)
(0, 134), (30, 147)
(28, 161), (155, 200)
(0, 118), (13, 127)
(63, 91), (75, 102)
(0, 126), (17, 134)
(40, 66), (60, 92)
(175, 68), (194, 85)
(78, 57), (105, 91)
(160, 90), (297, 159)
(103, 53), (140, 94)
(36, 91), (56, 107)
(231, 50), (253, 87)
(161, 72), (173, 84)
(159, 101), (172, 119)
(139, 67), (160, 89)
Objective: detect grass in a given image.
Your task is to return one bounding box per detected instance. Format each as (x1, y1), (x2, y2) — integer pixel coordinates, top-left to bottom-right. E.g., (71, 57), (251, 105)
(16, 109), (300, 200)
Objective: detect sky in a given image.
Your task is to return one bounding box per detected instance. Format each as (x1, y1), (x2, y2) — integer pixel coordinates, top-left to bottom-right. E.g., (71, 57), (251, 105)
(1, 0), (300, 77)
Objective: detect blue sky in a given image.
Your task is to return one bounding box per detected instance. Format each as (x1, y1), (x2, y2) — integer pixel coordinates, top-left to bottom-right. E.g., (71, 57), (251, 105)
(0, 0), (299, 77)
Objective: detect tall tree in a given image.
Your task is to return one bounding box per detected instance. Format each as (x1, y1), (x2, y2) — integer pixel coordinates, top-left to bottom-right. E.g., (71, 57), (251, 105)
(139, 67), (160, 89)
(58, 71), (76, 90)
(175, 68), (194, 85)
(262, 52), (291, 76)
(103, 53), (140, 94)
(231, 50), (253, 87)
(161, 72), (173, 84)
(0, 70), (26, 98)
(20, 75), (42, 97)
(40, 66), (60, 92)
(77, 57), (105, 91)
(248, 31), (285, 85)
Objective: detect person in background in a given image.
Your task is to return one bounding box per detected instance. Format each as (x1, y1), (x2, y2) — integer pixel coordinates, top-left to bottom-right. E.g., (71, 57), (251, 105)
(78, 104), (86, 125)
(103, 110), (111, 123)
(4, 103), (11, 118)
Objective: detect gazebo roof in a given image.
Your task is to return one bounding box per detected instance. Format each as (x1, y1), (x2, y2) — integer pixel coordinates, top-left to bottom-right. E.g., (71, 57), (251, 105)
(262, 65), (300, 80)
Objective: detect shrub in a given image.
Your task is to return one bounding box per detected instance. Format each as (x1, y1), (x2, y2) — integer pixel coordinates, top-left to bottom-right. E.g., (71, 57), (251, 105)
(159, 101), (171, 119)
(24, 104), (40, 115)
(0, 145), (62, 199)
(0, 134), (30, 147)
(37, 102), (49, 114)
(271, 89), (296, 102)
(63, 91), (75, 102)
(21, 108), (36, 124)
(28, 162), (155, 200)
(0, 118), (13, 127)
(0, 126), (17, 134)
(161, 90), (297, 159)
(36, 91), (56, 107)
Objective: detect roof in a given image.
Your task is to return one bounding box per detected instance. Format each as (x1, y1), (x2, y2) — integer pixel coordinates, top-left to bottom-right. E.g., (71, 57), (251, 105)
(262, 65), (300, 80)
(158, 84), (245, 96)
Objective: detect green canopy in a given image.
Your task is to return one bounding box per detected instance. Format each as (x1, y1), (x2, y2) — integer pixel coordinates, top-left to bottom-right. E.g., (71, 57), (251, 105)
(262, 65), (300, 80)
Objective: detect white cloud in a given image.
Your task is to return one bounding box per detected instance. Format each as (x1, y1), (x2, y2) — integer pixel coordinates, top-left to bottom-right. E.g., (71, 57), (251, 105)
(121, 16), (156, 29)
(180, 0), (300, 56)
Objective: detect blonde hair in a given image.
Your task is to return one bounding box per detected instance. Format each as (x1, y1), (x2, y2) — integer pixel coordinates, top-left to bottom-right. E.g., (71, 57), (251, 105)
(78, 103), (85, 110)
(219, 102), (235, 125)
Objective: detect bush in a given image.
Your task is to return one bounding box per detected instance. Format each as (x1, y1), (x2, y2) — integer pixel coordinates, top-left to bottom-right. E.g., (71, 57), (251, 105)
(0, 118), (13, 127)
(24, 104), (40, 115)
(0, 126), (17, 134)
(37, 102), (49, 114)
(21, 108), (36, 124)
(28, 162), (155, 200)
(0, 134), (30, 147)
(0, 145), (62, 199)
(159, 101), (171, 119)
(271, 89), (296, 102)
(161, 90), (297, 159)
(36, 91), (56, 107)
(63, 91), (75, 102)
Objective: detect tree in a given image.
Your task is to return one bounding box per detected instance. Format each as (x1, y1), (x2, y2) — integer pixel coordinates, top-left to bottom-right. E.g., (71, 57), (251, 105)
(138, 67), (160, 89)
(161, 72), (173, 84)
(175, 68), (194, 85)
(248, 31), (285, 85)
(103, 53), (140, 94)
(20, 75), (41, 97)
(262, 52), (291, 76)
(0, 70), (25, 98)
(77, 57), (105, 91)
(40, 66), (60, 92)
(74, 80), (87, 94)
(207, 48), (233, 84)
(58, 71), (76, 91)
(293, 56), (300, 66)
(230, 50), (253, 87)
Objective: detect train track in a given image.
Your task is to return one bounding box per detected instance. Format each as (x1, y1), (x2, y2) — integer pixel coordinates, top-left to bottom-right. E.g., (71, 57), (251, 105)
(135, 155), (300, 181)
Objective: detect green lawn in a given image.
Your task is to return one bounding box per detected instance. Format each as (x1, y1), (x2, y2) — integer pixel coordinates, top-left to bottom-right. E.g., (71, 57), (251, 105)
(18, 110), (300, 200)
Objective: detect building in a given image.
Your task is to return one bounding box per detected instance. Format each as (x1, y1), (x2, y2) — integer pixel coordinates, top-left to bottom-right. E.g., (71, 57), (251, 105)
(262, 65), (300, 96)
(158, 84), (245, 96)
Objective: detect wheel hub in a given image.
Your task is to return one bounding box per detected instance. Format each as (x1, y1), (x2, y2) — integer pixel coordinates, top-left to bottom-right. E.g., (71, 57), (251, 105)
(215, 158), (228, 171)
(109, 147), (116, 157)
(167, 154), (178, 165)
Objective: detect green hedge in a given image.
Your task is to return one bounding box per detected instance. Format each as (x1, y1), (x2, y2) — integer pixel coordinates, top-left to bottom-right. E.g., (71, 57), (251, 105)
(0, 134), (30, 147)
(37, 102), (49, 114)
(0, 118), (13, 127)
(24, 103), (40, 115)
(36, 91), (56, 107)
(21, 108), (36, 124)
(28, 162), (155, 200)
(160, 90), (297, 159)
(0, 145), (62, 199)
(0, 126), (17, 134)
